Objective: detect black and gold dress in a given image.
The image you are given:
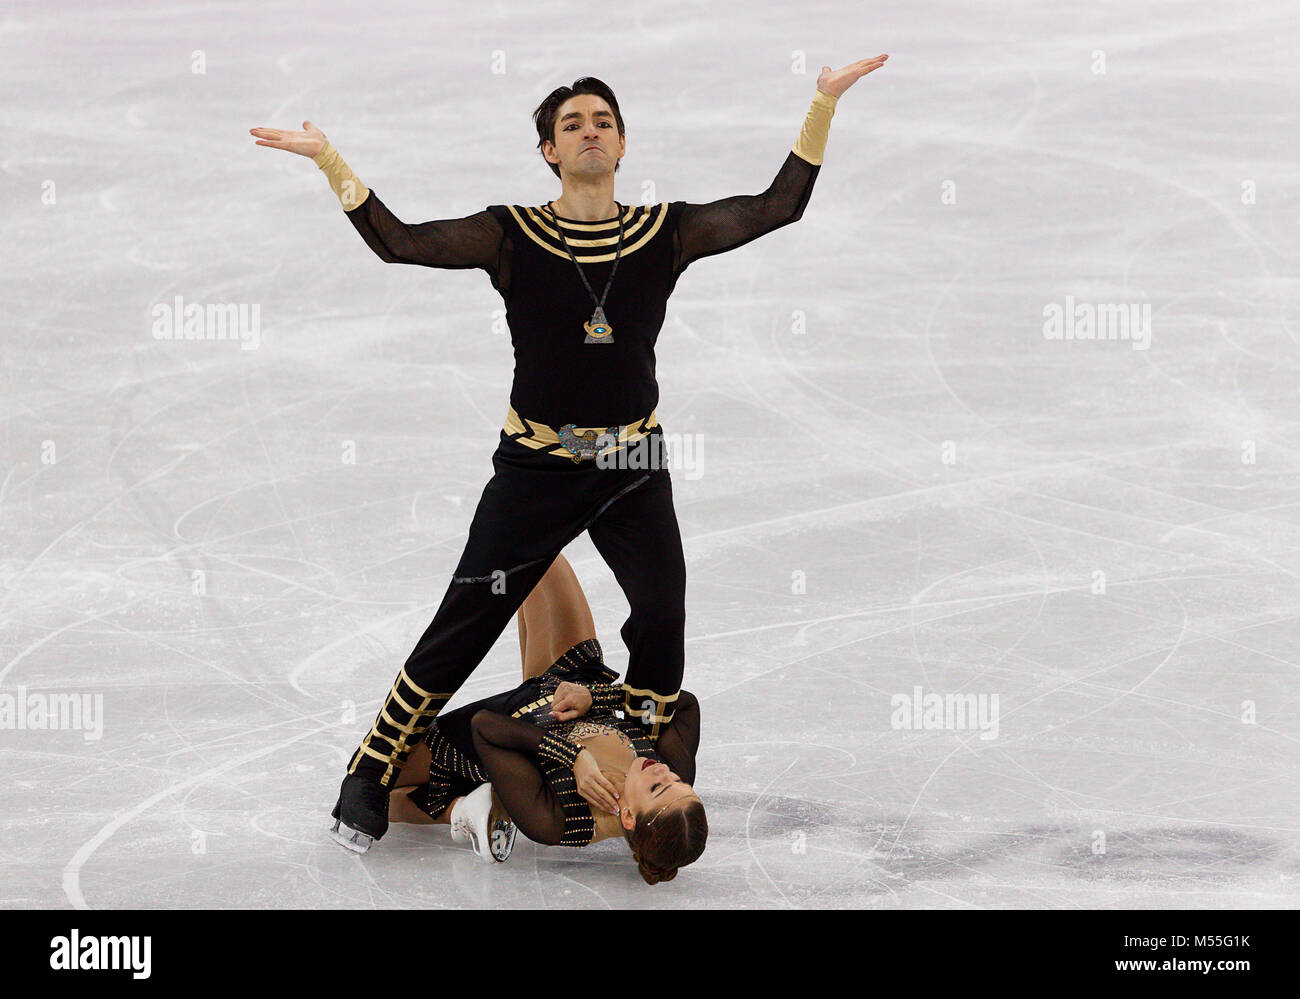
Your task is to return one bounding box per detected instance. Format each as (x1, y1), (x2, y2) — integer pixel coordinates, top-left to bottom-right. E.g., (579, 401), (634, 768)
(406, 637), (699, 847)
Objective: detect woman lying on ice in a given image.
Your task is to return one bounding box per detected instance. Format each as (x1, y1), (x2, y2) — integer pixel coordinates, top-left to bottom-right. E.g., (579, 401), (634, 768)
(383, 552), (705, 885)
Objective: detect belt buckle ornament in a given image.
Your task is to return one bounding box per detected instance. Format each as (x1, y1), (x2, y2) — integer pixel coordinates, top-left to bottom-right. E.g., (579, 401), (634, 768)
(558, 424), (620, 464)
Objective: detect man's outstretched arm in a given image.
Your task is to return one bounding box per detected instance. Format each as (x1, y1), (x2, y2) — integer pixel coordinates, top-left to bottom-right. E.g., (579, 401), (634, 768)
(673, 54), (889, 274)
(250, 120), (503, 273)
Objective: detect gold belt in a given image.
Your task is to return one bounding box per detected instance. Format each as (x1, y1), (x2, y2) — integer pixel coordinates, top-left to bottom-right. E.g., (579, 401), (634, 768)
(503, 405), (659, 463)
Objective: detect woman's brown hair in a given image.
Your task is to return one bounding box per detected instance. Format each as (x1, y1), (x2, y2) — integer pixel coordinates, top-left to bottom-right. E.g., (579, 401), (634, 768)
(624, 799), (707, 885)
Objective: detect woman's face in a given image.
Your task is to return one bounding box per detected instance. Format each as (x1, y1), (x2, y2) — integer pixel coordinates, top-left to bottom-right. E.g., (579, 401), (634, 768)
(620, 756), (699, 830)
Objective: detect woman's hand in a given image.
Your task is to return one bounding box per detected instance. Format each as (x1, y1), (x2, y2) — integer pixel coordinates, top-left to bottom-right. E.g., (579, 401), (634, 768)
(572, 748), (620, 815)
(551, 682), (593, 722)
(816, 54), (889, 99)
(249, 120), (328, 157)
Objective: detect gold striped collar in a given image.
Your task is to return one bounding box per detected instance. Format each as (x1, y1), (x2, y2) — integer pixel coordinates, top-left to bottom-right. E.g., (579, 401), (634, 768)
(507, 201), (670, 263)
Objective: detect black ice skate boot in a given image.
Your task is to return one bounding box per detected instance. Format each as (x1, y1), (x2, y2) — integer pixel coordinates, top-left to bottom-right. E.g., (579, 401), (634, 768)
(327, 665), (451, 854)
(329, 773), (390, 854)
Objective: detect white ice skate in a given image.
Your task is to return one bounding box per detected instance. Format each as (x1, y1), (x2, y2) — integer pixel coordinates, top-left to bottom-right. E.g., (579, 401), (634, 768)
(449, 783), (516, 863)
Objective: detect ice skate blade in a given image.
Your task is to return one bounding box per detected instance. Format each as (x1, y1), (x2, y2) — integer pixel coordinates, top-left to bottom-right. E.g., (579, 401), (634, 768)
(490, 820), (517, 863)
(329, 818), (374, 854)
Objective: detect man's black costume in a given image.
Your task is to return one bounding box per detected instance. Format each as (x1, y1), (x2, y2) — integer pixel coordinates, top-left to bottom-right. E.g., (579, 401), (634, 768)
(314, 88), (841, 846)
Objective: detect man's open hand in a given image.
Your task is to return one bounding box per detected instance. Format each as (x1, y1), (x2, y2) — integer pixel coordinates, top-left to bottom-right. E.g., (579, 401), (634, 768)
(249, 120), (327, 158)
(817, 54), (889, 99)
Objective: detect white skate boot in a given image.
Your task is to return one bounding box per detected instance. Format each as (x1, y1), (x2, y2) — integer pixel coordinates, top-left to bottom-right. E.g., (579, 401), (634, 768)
(449, 783), (516, 863)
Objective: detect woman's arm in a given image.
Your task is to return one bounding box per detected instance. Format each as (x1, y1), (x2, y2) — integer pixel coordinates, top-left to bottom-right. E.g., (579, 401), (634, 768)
(672, 55), (887, 274)
(468, 711), (571, 845)
(472, 710), (621, 826)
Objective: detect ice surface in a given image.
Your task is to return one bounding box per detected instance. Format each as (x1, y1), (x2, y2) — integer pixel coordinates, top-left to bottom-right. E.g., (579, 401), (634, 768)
(1, 0), (1297, 908)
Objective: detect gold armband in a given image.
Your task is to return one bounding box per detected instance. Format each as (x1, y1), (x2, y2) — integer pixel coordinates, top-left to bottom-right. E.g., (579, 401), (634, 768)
(313, 140), (370, 211)
(791, 88), (839, 167)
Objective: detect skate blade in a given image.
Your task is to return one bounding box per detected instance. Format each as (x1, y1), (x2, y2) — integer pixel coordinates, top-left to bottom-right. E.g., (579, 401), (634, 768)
(490, 822), (516, 863)
(329, 818), (374, 855)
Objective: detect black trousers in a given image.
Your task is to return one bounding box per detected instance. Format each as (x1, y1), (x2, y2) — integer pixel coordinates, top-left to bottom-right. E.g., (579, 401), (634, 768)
(349, 427), (686, 786)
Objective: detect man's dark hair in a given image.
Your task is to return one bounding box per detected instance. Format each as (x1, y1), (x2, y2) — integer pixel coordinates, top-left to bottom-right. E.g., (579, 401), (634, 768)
(532, 77), (625, 179)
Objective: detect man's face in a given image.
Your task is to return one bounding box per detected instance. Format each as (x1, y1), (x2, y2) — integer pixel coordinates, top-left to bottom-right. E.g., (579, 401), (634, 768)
(543, 94), (625, 180)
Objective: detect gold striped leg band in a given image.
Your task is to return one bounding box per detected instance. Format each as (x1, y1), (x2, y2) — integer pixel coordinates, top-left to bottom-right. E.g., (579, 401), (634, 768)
(348, 666), (453, 786)
(621, 684), (679, 741)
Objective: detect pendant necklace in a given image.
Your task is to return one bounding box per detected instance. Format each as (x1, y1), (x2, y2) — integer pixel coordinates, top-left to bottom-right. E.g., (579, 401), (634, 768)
(544, 200), (624, 344)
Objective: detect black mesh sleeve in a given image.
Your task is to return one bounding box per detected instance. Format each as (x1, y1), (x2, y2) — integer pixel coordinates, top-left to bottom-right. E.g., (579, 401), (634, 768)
(652, 690), (699, 786)
(343, 192), (505, 278)
(672, 151), (820, 274)
(468, 710), (567, 846)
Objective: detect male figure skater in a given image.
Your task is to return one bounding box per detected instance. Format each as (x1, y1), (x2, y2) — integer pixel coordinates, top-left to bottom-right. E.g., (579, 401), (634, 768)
(250, 54), (889, 852)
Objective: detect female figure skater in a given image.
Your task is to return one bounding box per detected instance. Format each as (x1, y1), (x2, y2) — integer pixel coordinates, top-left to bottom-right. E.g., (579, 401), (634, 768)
(386, 553), (704, 885)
